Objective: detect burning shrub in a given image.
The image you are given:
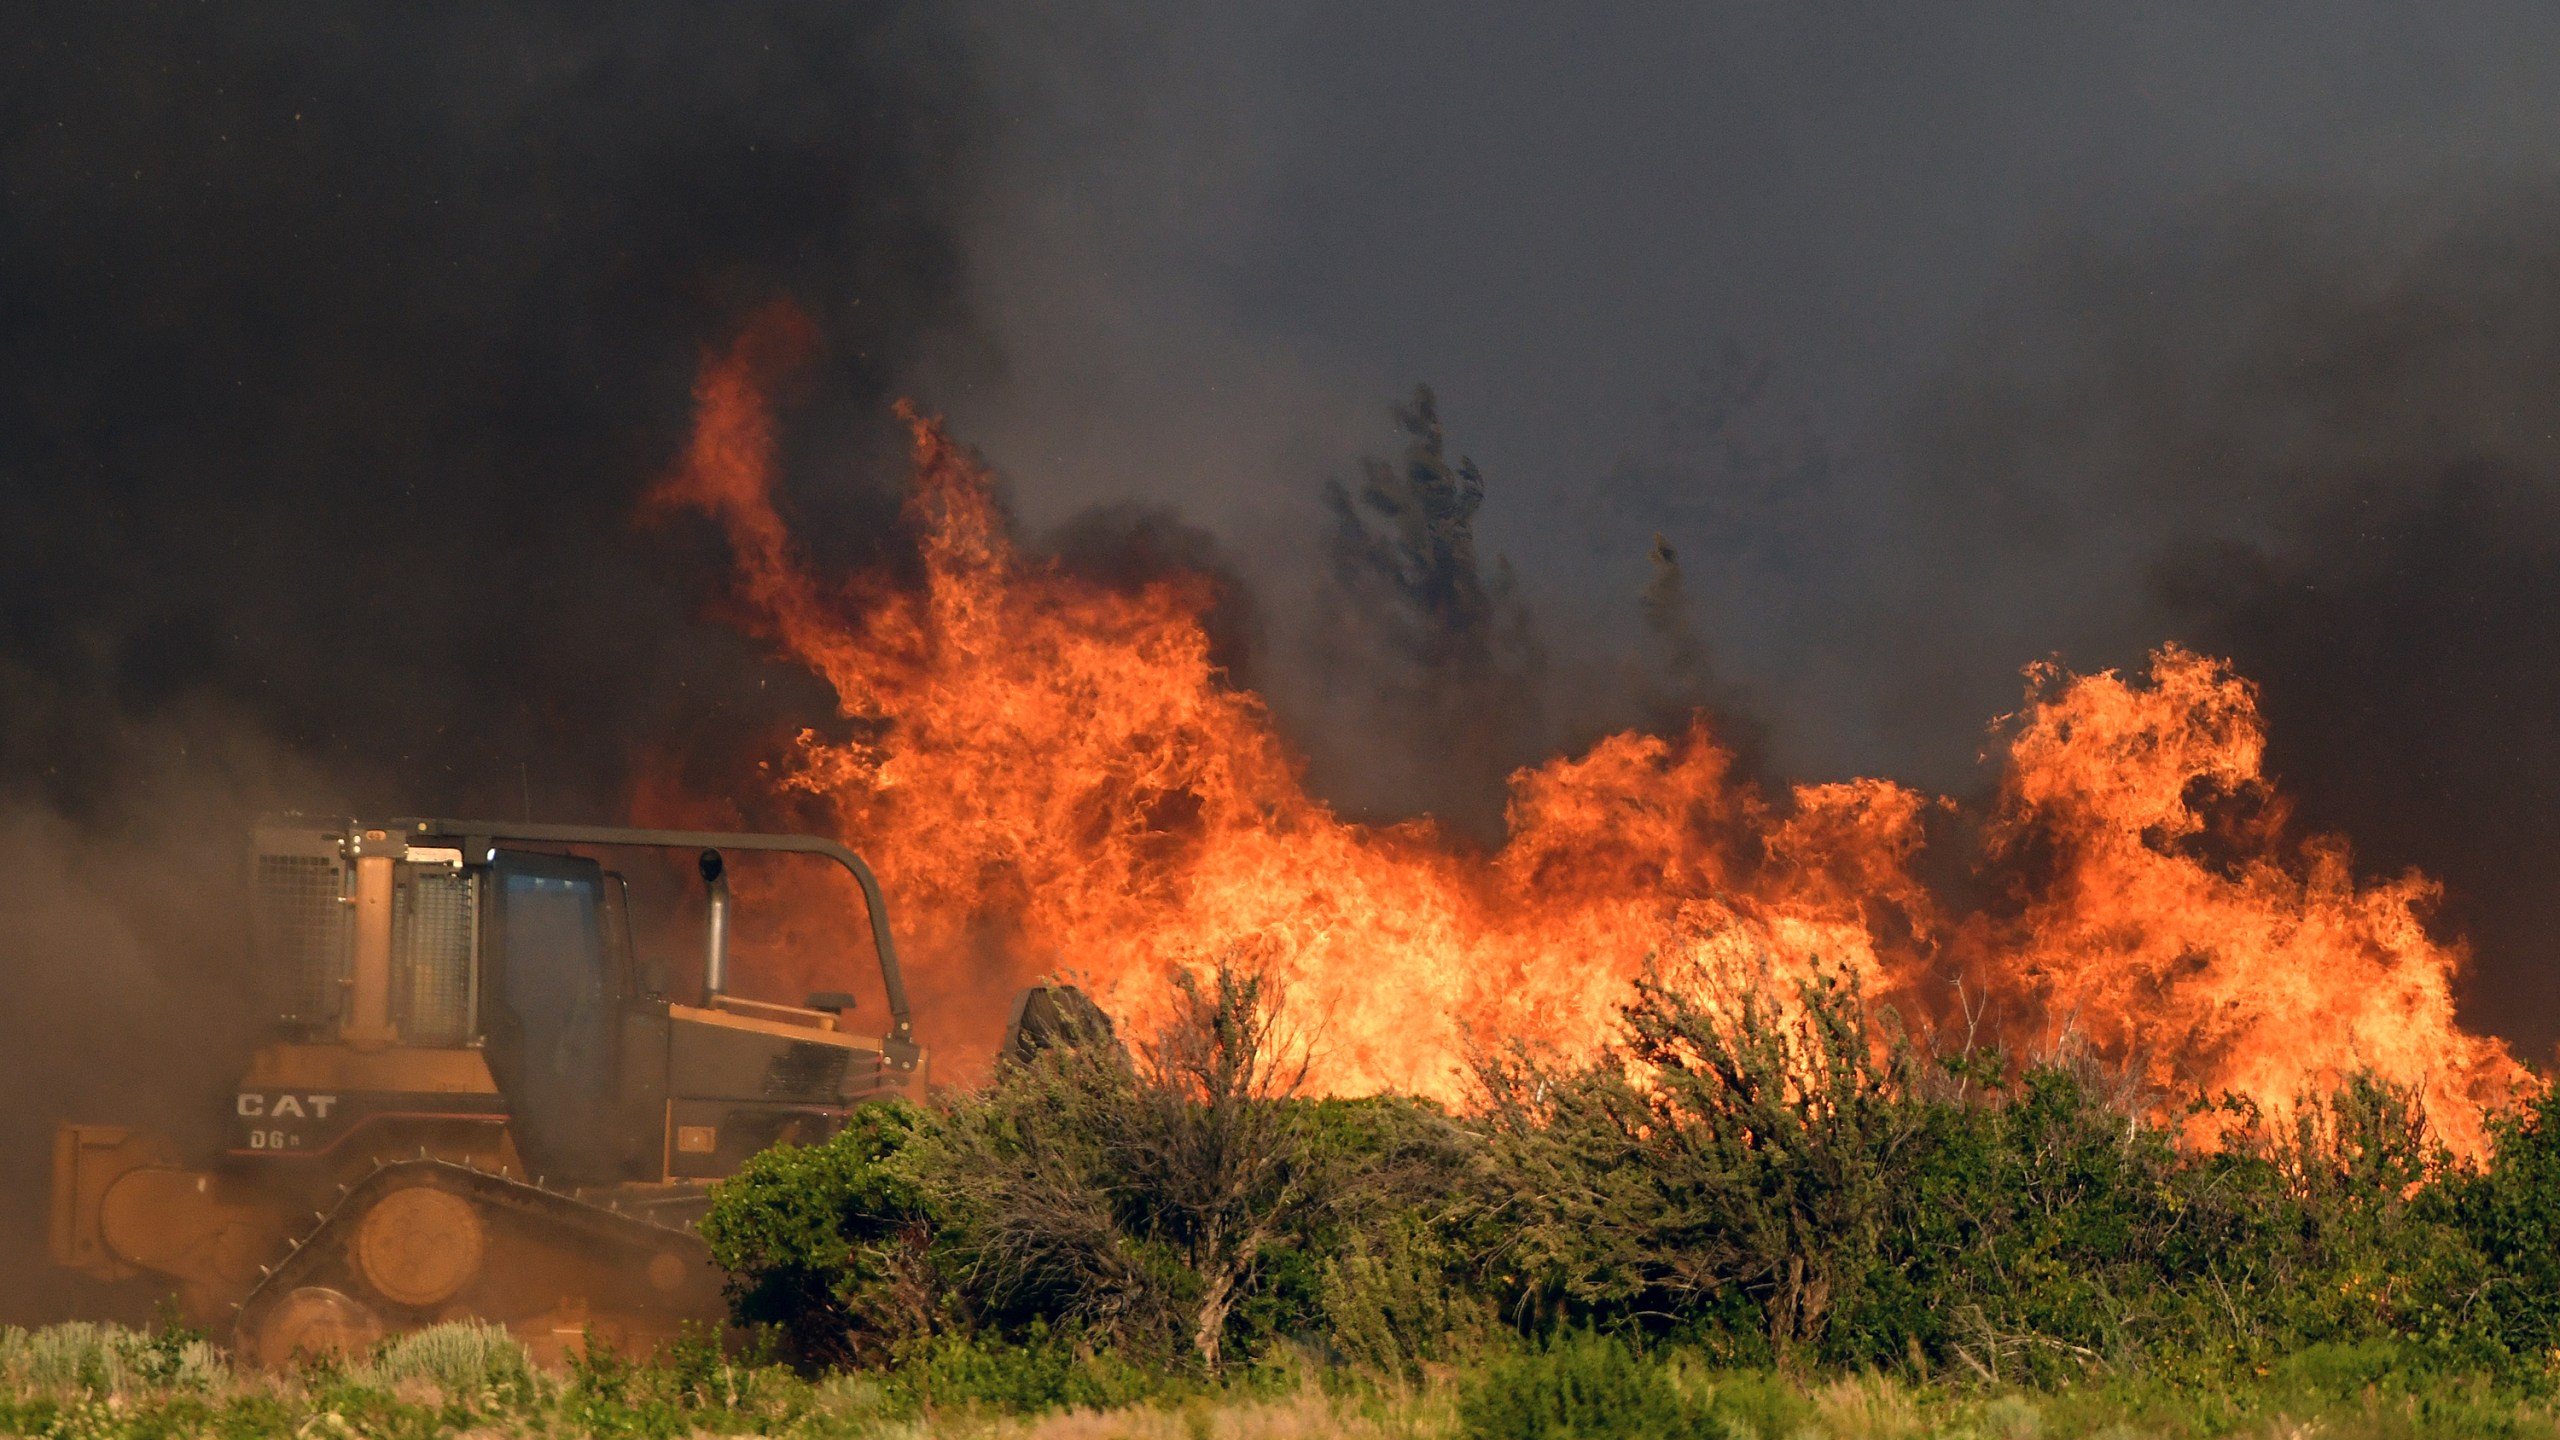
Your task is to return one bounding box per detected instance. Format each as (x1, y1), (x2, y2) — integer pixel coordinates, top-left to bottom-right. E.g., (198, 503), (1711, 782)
(1476, 952), (2511, 1381)
(1480, 956), (1931, 1367)
(932, 963), (1442, 1371)
(705, 945), (2546, 1388)
(704, 961), (1485, 1377)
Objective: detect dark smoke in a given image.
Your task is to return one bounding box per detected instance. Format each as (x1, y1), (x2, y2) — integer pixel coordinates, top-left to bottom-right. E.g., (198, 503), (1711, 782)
(2, 4), (981, 820)
(1901, 191), (2560, 1060)
(0, 3), (986, 1320)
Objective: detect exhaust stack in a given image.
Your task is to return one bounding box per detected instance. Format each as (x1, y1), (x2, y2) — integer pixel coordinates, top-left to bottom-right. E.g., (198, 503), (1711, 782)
(343, 828), (401, 1048)
(698, 848), (729, 1004)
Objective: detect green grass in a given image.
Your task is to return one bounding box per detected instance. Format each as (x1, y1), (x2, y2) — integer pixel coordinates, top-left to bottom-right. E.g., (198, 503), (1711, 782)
(2, 1322), (2558, 1440)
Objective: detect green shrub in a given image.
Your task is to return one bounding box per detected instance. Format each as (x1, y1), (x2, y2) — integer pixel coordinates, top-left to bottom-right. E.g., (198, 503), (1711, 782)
(890, 1327), (1162, 1414)
(345, 1319), (536, 1401)
(1321, 1212), (1493, 1381)
(0, 1320), (226, 1396)
(702, 1098), (945, 1368)
(1693, 1367), (1812, 1440)
(2455, 1084), (2560, 1356)
(1458, 1331), (1698, 1440)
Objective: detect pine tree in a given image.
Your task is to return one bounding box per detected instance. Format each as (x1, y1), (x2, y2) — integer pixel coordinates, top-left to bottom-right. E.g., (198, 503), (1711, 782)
(1318, 386), (1542, 831)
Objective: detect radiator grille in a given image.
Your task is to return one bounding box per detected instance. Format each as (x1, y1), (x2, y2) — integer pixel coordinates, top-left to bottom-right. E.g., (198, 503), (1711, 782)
(394, 867), (478, 1046)
(762, 1041), (853, 1101)
(255, 853), (348, 1028)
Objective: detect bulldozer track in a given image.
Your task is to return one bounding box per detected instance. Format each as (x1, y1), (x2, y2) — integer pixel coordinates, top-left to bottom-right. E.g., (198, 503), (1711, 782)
(233, 1157), (723, 1367)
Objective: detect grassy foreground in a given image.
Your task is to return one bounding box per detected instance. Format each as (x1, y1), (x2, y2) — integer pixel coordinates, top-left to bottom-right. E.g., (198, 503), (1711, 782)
(5, 1321), (2560, 1440)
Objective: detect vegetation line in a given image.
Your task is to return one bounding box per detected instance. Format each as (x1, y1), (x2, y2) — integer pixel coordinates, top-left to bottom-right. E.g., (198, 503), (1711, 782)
(26, 953), (2560, 1436)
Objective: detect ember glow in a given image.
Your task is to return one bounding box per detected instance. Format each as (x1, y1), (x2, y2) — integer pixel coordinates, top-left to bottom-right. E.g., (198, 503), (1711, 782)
(643, 307), (2528, 1153)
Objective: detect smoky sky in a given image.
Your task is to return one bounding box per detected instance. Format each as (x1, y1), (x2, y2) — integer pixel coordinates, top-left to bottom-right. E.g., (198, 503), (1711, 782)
(923, 5), (2560, 754)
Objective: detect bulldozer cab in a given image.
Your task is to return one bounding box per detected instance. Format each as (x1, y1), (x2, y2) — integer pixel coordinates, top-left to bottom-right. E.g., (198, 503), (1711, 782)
(481, 850), (623, 1182)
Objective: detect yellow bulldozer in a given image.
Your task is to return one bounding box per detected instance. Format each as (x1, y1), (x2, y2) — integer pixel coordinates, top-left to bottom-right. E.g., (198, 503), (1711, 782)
(49, 815), (929, 1365)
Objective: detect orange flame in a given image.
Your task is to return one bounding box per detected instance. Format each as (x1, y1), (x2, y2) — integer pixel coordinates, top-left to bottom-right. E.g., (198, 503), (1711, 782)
(641, 309), (2529, 1152)
(1959, 649), (2527, 1153)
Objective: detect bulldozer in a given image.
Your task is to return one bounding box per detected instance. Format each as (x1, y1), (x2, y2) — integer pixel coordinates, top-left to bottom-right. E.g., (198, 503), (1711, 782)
(48, 815), (928, 1366)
